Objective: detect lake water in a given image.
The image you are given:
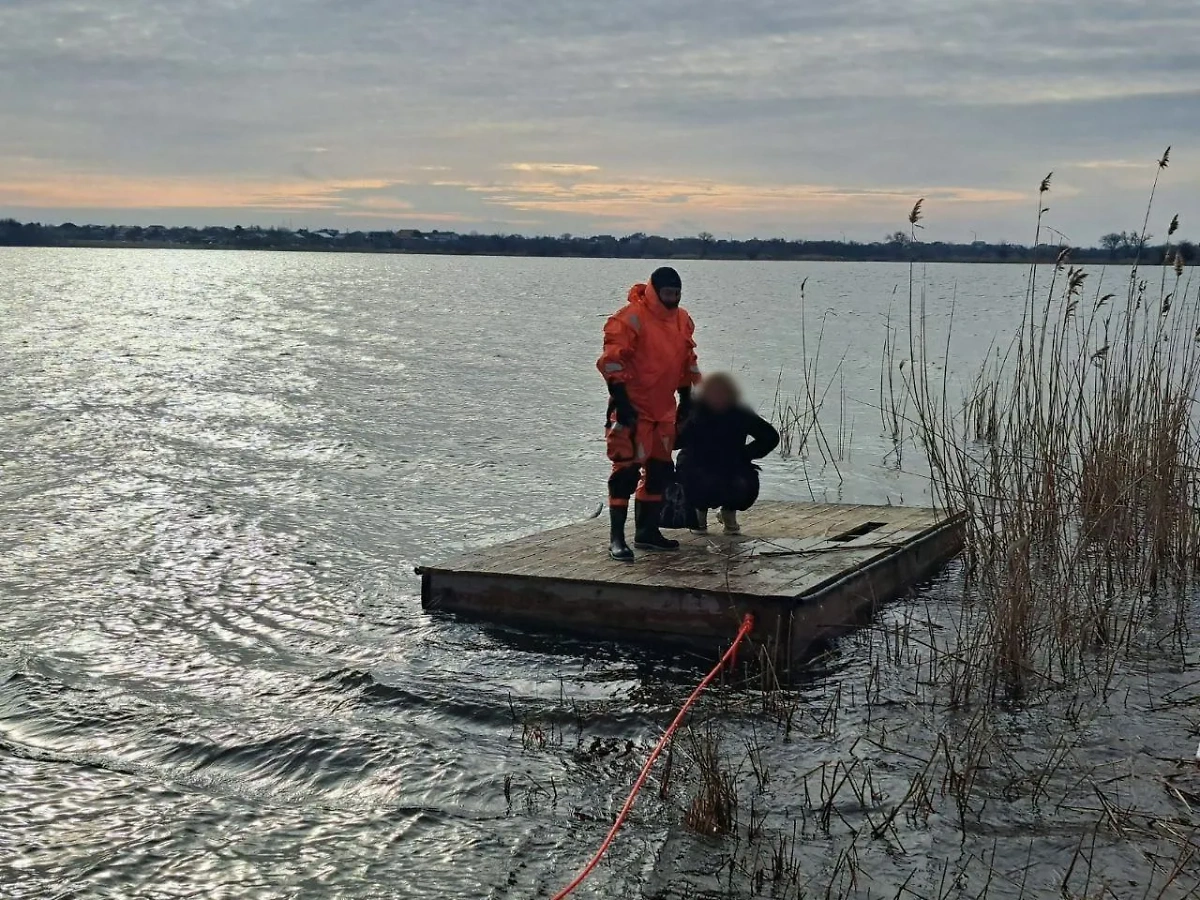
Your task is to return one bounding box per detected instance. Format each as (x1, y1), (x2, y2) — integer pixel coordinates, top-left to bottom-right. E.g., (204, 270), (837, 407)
(2, 249), (1196, 899)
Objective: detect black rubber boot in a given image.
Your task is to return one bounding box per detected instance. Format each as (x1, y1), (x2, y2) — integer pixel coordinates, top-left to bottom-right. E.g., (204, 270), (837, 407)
(609, 505), (635, 562)
(633, 500), (680, 551)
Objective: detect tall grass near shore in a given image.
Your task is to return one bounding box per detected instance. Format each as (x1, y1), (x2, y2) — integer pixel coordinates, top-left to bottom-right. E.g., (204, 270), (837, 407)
(905, 149), (1200, 702)
(658, 155), (1200, 897)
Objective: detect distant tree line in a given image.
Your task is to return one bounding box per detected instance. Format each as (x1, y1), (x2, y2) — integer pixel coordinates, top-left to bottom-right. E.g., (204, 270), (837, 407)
(0, 218), (1194, 265)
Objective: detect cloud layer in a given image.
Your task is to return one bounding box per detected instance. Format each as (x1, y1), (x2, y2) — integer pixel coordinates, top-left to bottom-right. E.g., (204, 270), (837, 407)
(1, 0), (1197, 241)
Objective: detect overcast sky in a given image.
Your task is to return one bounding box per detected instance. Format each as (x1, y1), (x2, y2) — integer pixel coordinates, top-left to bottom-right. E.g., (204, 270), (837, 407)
(1, 0), (1197, 242)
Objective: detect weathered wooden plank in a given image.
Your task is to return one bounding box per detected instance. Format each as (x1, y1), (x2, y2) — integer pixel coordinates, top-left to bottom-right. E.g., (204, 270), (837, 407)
(773, 520), (951, 597)
(761, 502), (844, 535)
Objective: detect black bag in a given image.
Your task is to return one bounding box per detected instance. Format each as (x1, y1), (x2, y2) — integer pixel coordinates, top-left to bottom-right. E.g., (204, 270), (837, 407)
(660, 478), (691, 530)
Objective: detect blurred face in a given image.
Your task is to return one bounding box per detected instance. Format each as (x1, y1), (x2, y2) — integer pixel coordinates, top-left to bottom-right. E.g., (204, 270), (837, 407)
(657, 286), (682, 309)
(701, 379), (736, 412)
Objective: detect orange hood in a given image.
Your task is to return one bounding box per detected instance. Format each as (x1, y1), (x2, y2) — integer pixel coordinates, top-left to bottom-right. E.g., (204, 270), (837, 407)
(597, 280), (699, 422)
(627, 281), (676, 320)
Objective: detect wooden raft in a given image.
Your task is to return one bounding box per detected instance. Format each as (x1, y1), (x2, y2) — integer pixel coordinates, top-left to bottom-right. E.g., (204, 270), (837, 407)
(418, 502), (964, 667)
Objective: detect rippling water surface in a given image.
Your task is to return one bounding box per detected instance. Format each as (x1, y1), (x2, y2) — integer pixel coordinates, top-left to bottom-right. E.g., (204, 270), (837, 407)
(2, 249), (1196, 899)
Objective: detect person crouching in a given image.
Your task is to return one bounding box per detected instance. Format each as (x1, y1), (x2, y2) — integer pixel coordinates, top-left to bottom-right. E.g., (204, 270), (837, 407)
(676, 373), (779, 534)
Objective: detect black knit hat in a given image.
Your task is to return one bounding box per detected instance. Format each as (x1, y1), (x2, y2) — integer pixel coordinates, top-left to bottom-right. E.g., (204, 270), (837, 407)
(650, 266), (682, 291)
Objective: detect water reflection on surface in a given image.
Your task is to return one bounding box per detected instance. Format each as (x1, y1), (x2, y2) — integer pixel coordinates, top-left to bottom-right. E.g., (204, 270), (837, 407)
(2, 249), (1196, 898)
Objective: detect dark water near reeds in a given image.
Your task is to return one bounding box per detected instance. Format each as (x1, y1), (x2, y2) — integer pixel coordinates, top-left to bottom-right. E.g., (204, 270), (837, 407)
(2, 248), (1198, 899)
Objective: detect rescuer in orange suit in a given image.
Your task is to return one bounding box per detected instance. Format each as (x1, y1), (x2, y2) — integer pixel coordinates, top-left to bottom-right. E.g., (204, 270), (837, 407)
(597, 266), (701, 561)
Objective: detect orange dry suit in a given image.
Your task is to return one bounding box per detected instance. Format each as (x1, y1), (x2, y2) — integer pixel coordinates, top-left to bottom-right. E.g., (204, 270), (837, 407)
(597, 281), (701, 504)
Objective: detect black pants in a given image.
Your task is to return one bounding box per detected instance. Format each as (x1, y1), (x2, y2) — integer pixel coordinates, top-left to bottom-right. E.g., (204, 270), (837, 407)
(676, 452), (760, 511)
(608, 457), (674, 505)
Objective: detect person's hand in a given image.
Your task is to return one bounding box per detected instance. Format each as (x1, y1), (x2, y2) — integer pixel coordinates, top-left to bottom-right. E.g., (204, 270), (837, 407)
(613, 398), (638, 428)
(608, 381), (638, 428)
(677, 386), (694, 422)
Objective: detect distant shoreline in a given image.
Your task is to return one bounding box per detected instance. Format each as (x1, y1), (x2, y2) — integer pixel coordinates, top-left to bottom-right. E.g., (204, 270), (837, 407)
(1, 219), (1186, 267)
(0, 240), (1171, 267)
(1, 239), (1049, 263)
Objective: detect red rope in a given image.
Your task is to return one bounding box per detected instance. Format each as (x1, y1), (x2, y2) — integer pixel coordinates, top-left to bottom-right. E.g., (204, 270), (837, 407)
(549, 613), (756, 900)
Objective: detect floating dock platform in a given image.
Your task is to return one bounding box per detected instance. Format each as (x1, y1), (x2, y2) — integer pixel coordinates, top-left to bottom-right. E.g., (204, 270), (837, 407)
(418, 502), (963, 668)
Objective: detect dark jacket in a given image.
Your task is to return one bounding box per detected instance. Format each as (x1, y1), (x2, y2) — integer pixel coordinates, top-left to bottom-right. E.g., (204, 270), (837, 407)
(676, 403), (780, 469)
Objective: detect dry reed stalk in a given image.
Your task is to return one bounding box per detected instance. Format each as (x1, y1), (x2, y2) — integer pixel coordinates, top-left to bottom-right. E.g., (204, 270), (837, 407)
(902, 149), (1200, 703)
(683, 722), (738, 836)
(770, 280), (853, 485)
